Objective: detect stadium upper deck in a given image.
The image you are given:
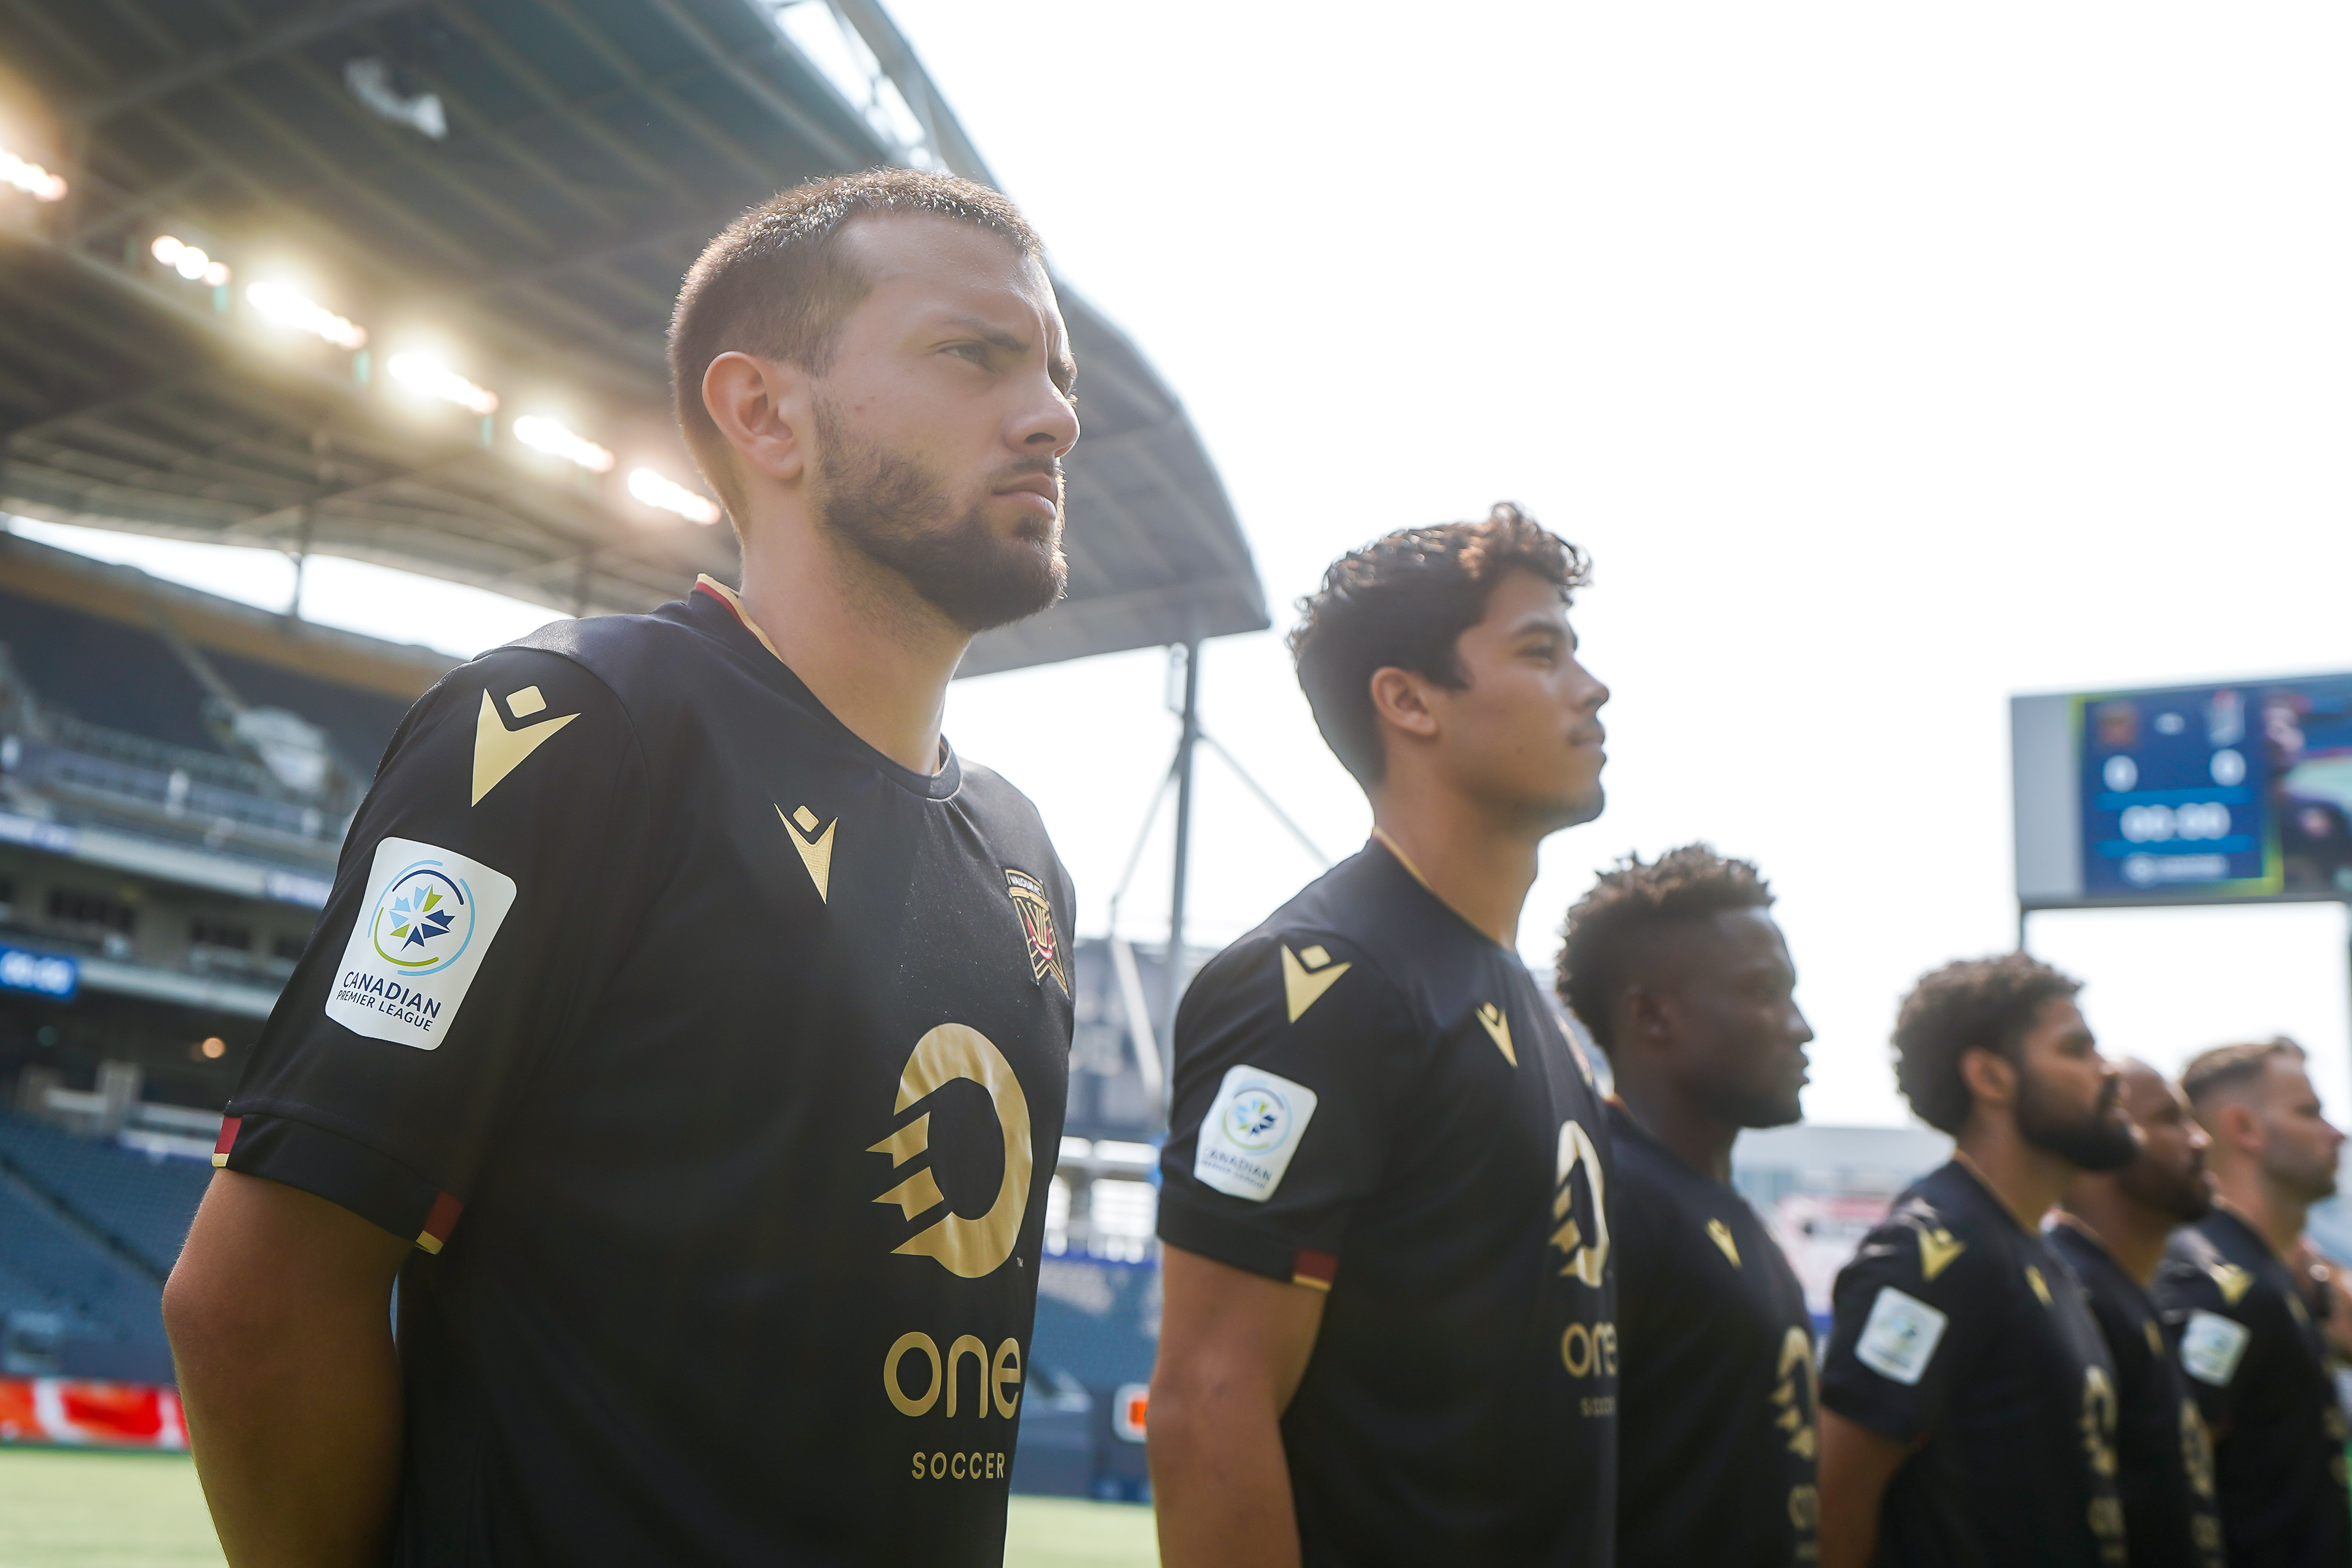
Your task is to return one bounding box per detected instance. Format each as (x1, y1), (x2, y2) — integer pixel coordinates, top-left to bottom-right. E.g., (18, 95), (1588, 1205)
(0, 0), (1267, 674)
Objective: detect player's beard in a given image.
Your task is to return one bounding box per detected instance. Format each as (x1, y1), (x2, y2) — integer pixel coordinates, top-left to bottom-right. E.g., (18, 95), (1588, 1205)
(812, 397), (1067, 633)
(2118, 1145), (2213, 1222)
(2018, 1067), (2138, 1173)
(2261, 1133), (2340, 1204)
(1700, 1076), (1803, 1131)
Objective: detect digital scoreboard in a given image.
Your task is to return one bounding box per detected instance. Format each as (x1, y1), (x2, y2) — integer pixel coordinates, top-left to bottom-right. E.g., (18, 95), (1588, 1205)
(2013, 674), (2352, 910)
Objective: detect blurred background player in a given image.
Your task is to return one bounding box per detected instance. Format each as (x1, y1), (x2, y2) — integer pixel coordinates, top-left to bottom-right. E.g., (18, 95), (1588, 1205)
(1816, 955), (2135, 1568)
(2048, 1060), (2226, 1568)
(1148, 508), (1617, 1567)
(1555, 845), (1819, 1568)
(164, 171), (1081, 1567)
(2157, 1038), (2352, 1568)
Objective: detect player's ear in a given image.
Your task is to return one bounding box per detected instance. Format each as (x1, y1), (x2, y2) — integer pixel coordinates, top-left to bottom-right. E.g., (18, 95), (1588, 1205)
(703, 351), (812, 487)
(1368, 667), (1441, 746)
(2216, 1099), (2262, 1155)
(1622, 986), (1669, 1053)
(1960, 1046), (2017, 1113)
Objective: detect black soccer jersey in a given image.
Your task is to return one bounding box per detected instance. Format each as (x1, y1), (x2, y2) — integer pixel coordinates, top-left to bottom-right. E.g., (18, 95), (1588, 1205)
(2154, 1209), (2352, 1568)
(1155, 842), (1617, 1567)
(2045, 1217), (2226, 1568)
(1610, 1101), (1817, 1568)
(220, 580), (1074, 1566)
(1819, 1160), (2126, 1568)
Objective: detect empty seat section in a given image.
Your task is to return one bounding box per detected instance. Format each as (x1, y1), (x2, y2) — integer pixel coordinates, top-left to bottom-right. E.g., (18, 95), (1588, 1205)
(0, 1114), (210, 1277)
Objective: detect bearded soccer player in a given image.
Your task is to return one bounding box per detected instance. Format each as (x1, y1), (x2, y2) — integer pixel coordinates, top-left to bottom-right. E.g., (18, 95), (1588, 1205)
(1556, 845), (1819, 1568)
(1816, 955), (2134, 1568)
(163, 171), (1081, 1567)
(1148, 509), (1616, 1567)
(2048, 1060), (2226, 1568)
(2156, 1038), (2352, 1568)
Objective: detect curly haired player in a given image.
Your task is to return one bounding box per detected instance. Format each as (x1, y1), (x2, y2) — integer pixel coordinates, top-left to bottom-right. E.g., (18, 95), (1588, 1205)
(1558, 845), (1818, 1568)
(1816, 955), (2136, 1568)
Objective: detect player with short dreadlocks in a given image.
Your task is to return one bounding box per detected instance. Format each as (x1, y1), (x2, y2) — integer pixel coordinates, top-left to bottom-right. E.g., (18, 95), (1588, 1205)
(1557, 845), (1818, 1568)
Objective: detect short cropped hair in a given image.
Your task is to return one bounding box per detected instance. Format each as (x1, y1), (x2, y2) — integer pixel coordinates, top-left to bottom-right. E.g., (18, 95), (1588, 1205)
(2181, 1037), (2305, 1111)
(1892, 954), (2082, 1134)
(668, 168), (1044, 529)
(1555, 845), (1774, 1054)
(1288, 504), (1591, 786)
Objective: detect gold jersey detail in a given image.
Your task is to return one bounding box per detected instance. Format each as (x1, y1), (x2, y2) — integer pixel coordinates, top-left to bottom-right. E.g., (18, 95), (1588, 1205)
(471, 688), (577, 806)
(1280, 943), (1351, 1023)
(2144, 1318), (2164, 1357)
(1551, 1118), (1610, 1286)
(779, 805), (836, 903)
(1773, 1326), (1819, 1461)
(2028, 1264), (2053, 1307)
(1917, 1226), (1966, 1282)
(882, 1024), (1032, 1279)
(1706, 1217), (1741, 1268)
(2209, 1263), (2254, 1307)
(1476, 1002), (1517, 1067)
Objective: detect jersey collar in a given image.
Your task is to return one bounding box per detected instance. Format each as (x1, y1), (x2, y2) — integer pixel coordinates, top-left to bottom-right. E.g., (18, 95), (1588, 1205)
(691, 576), (961, 802)
(1366, 827), (1509, 952)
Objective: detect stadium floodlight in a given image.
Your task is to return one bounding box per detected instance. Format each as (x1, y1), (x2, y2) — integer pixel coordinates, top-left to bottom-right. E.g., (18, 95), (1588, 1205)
(246, 279), (367, 349)
(389, 351), (499, 416)
(150, 235), (230, 287)
(0, 143), (67, 202)
(514, 414), (615, 473)
(628, 466), (723, 526)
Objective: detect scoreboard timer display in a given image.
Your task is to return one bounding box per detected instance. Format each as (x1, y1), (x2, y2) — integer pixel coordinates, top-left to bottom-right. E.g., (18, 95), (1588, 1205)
(2014, 674), (2352, 910)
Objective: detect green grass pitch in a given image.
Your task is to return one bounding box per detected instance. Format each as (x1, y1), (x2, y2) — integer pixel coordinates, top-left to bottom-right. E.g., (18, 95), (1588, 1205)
(0, 1449), (1158, 1568)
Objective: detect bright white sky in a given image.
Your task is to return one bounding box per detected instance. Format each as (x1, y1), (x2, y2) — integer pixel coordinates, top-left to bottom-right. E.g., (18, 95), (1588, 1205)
(20, 3), (2352, 1127)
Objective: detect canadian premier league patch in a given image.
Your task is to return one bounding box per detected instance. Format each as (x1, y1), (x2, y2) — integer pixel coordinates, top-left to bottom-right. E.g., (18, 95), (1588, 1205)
(1004, 867), (1068, 996)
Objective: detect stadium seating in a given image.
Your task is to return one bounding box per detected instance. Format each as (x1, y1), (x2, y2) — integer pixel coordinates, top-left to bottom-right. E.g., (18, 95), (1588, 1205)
(0, 1112), (209, 1277)
(0, 1174), (165, 1352)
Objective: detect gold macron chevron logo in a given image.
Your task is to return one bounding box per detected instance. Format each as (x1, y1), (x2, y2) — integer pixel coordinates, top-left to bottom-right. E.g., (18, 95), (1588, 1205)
(1917, 1227), (1966, 1282)
(779, 805), (836, 903)
(1707, 1217), (1741, 1268)
(2026, 1265), (2052, 1307)
(1281, 943), (1350, 1023)
(2209, 1263), (2254, 1307)
(1476, 1002), (1516, 1067)
(472, 686), (577, 806)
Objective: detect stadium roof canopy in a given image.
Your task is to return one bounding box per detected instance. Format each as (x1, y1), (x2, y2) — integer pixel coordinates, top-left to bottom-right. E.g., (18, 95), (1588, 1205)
(0, 0), (1266, 675)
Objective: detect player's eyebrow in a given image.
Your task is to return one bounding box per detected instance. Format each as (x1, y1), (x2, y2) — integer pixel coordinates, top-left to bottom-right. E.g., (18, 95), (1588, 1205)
(940, 314), (1076, 393)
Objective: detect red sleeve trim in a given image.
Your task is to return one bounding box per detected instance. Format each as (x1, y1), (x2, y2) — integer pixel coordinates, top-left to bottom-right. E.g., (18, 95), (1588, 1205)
(414, 1190), (466, 1255)
(211, 1115), (241, 1169)
(1291, 1248), (1338, 1291)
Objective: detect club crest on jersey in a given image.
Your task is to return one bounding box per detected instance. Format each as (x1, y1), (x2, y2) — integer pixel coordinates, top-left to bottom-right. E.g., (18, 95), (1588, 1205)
(1004, 868), (1067, 995)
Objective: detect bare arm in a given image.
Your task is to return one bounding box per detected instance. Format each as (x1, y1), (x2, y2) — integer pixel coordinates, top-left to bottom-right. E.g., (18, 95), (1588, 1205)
(1816, 1407), (1914, 1568)
(164, 1169), (411, 1568)
(1148, 1243), (1327, 1568)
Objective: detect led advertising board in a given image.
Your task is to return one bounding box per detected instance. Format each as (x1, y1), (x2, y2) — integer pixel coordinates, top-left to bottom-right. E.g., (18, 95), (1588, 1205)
(2013, 674), (2352, 910)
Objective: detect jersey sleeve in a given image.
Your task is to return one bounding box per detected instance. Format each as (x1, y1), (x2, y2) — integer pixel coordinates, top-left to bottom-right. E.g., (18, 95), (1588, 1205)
(1817, 1208), (1990, 1442)
(1155, 931), (1417, 1288)
(2153, 1253), (2260, 1434)
(220, 648), (649, 1252)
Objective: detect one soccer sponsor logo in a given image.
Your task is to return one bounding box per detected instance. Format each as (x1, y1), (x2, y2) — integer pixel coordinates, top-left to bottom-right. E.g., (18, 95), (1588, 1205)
(869, 1024), (1034, 1278)
(883, 1330), (1024, 1422)
(1550, 1118), (1609, 1287)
